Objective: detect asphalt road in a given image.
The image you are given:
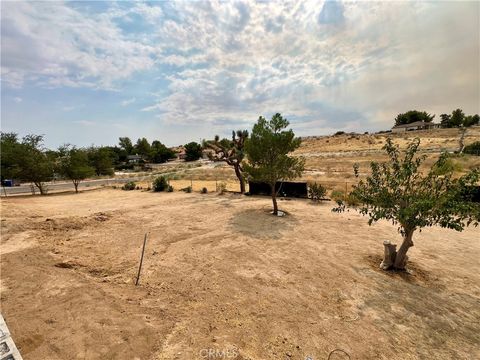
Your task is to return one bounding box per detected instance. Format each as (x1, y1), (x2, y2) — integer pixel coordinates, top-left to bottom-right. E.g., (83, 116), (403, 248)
(1, 177), (146, 196)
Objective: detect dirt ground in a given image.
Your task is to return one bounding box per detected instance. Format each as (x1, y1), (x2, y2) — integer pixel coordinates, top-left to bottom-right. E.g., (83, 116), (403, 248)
(1, 189), (479, 360)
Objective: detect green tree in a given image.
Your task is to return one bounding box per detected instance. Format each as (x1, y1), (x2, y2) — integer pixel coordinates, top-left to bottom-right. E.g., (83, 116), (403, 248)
(394, 110), (435, 126)
(118, 137), (134, 155)
(204, 130), (249, 193)
(184, 142), (203, 161)
(463, 141), (480, 156)
(150, 140), (175, 163)
(16, 134), (54, 195)
(463, 114), (479, 127)
(57, 145), (95, 193)
(440, 113), (451, 128)
(349, 138), (479, 270)
(87, 147), (114, 176)
(0, 132), (20, 183)
(450, 109), (465, 127)
(134, 137), (151, 158)
(244, 113), (305, 215)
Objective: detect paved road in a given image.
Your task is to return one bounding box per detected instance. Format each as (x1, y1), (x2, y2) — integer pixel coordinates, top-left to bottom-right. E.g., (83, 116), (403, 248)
(1, 176), (151, 196)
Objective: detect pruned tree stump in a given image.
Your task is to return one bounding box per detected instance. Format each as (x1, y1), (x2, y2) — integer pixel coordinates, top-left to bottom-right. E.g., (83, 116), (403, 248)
(380, 241), (397, 270)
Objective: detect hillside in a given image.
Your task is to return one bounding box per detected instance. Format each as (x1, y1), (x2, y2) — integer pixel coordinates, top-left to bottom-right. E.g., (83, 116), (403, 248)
(297, 127), (480, 154)
(292, 127), (480, 189)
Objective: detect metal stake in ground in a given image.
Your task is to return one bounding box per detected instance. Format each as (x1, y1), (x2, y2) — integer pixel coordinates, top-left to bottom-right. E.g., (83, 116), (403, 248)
(135, 233), (148, 286)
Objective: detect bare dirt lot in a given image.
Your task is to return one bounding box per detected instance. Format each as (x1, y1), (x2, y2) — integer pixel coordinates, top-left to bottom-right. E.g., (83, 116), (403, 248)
(1, 189), (479, 360)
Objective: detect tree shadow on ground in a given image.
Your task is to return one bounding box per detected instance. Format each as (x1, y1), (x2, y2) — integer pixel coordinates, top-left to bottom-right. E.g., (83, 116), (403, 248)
(229, 207), (297, 240)
(364, 254), (438, 286)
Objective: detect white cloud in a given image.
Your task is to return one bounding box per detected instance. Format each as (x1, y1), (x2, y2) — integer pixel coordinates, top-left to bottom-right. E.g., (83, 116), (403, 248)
(1, 0), (478, 136)
(73, 120), (96, 126)
(145, 1), (479, 131)
(121, 97), (136, 106)
(13, 97), (22, 103)
(1, 1), (155, 89)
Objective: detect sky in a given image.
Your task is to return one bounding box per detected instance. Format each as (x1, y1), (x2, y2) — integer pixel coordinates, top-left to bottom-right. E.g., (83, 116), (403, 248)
(1, 0), (479, 149)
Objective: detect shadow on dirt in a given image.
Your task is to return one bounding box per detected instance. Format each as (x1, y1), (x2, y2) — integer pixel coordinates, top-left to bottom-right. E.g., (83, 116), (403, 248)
(229, 208), (297, 239)
(364, 254), (437, 285)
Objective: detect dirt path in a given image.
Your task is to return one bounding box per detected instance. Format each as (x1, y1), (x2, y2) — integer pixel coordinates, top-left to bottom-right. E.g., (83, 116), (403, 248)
(1, 189), (479, 359)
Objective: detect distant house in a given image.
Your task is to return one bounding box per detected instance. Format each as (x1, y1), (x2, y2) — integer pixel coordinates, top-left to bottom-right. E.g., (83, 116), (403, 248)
(127, 154), (143, 163)
(392, 121), (439, 133)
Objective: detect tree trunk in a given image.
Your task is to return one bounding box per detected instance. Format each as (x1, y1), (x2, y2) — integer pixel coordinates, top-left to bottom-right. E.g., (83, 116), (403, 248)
(35, 182), (46, 195)
(271, 184), (278, 215)
(380, 241), (397, 270)
(73, 181), (79, 193)
(234, 165), (245, 193)
(393, 229), (414, 270)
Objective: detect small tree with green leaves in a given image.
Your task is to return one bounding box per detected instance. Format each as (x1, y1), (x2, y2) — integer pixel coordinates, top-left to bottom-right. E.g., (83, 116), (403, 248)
(0, 132), (20, 184)
(87, 146), (114, 176)
(450, 109), (465, 127)
(349, 138), (479, 270)
(184, 142), (203, 161)
(57, 145), (95, 193)
(152, 176), (168, 192)
(16, 135), (54, 195)
(308, 183), (327, 202)
(244, 113), (305, 215)
(204, 130), (248, 193)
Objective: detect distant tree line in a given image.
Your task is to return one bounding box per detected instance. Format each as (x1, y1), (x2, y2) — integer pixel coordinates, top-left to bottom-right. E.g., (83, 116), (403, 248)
(115, 137), (176, 166)
(395, 109), (479, 128)
(440, 109), (479, 128)
(0, 133), (177, 194)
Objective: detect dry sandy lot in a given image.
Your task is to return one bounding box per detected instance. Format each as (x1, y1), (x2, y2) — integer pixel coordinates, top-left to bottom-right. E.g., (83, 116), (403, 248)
(1, 189), (479, 360)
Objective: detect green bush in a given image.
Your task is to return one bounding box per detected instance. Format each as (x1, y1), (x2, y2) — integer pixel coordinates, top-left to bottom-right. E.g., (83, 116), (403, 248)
(432, 157), (463, 175)
(308, 183), (327, 201)
(201, 187), (208, 194)
(464, 141), (480, 156)
(152, 176), (168, 192)
(330, 190), (344, 202)
(122, 181), (136, 191)
(345, 192), (360, 207)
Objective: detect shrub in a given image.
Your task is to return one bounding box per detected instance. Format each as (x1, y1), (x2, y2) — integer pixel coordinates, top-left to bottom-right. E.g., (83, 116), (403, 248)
(115, 163), (135, 171)
(308, 183), (327, 201)
(432, 156), (463, 175)
(182, 186), (192, 193)
(330, 190), (344, 202)
(464, 141), (480, 156)
(345, 192), (360, 207)
(122, 181), (136, 191)
(167, 185), (174, 192)
(334, 131), (345, 136)
(217, 182), (227, 194)
(152, 176), (168, 192)
(201, 187), (208, 194)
